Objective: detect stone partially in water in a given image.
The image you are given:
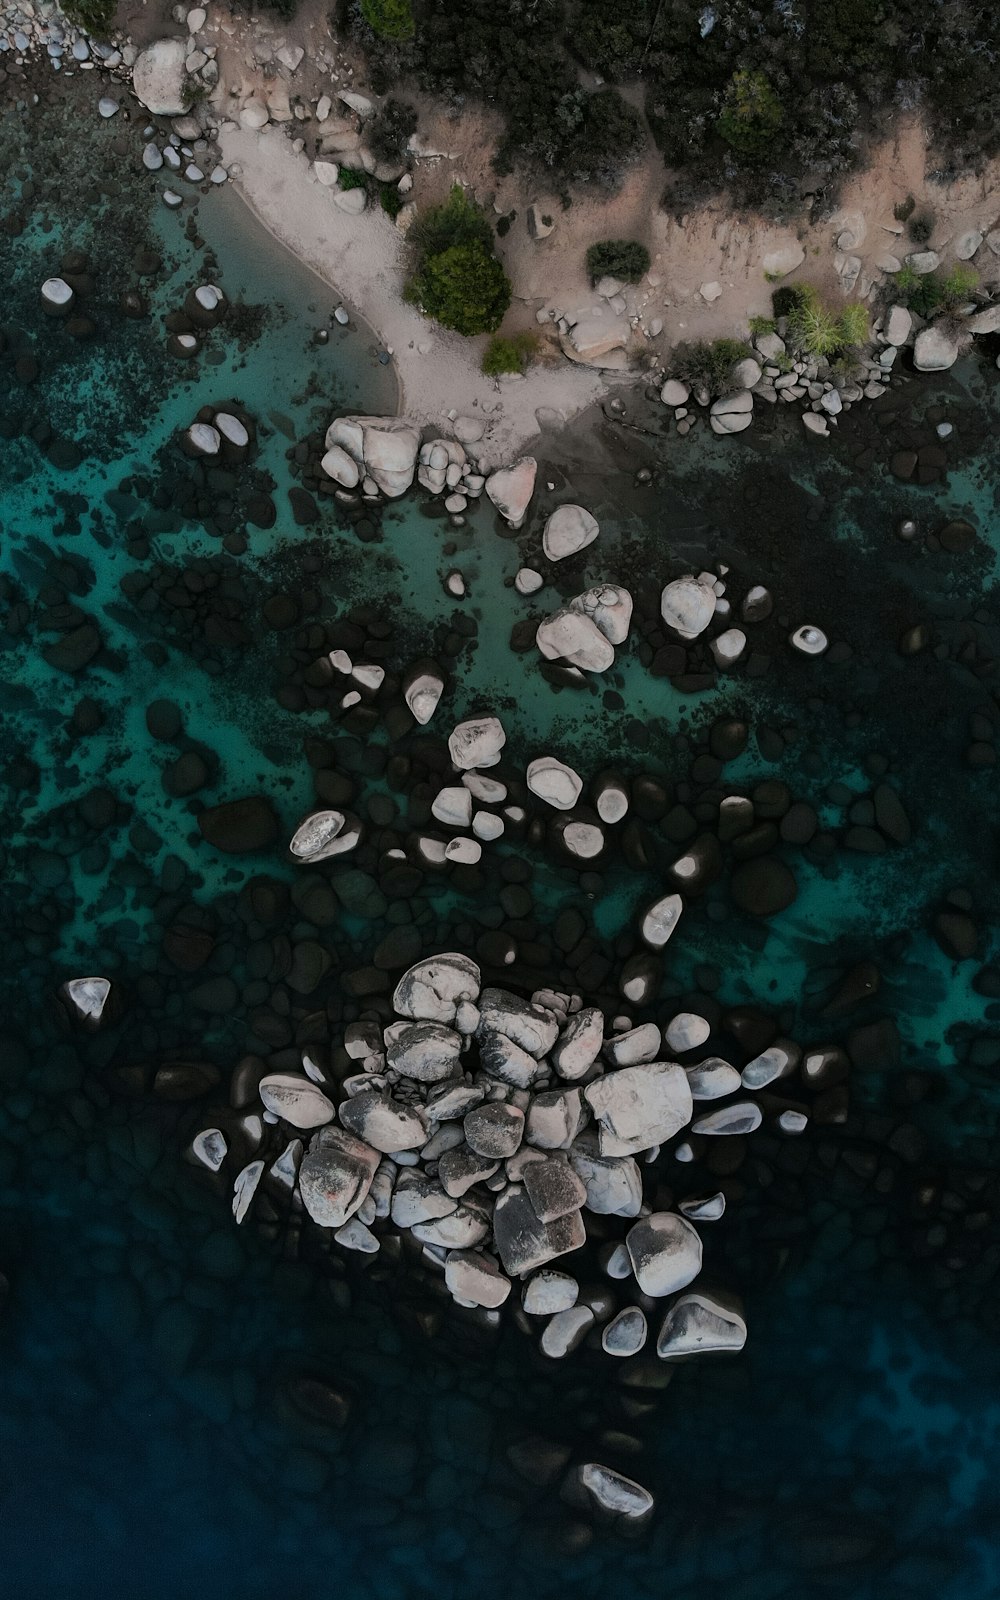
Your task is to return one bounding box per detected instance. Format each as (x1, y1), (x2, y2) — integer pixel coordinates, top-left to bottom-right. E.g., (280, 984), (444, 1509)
(298, 1128), (381, 1228)
(392, 954), (481, 1022)
(657, 1290), (747, 1357)
(584, 1063), (692, 1156)
(542, 504), (599, 561)
(259, 1073), (336, 1129)
(626, 1211), (702, 1296)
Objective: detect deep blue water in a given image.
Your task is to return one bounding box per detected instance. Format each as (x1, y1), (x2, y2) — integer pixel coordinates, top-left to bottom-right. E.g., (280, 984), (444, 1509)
(2, 76), (1000, 1600)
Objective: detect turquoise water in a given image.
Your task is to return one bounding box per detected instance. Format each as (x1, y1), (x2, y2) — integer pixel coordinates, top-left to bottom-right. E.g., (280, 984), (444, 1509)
(2, 78), (1000, 1599)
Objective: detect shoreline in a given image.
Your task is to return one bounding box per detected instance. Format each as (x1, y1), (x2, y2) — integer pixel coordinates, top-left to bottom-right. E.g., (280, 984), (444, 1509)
(218, 124), (617, 465)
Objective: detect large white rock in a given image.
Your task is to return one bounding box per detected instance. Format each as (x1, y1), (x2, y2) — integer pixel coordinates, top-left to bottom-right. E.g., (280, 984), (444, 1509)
(966, 305), (1000, 335)
(289, 809), (360, 863)
(569, 584), (633, 645)
(392, 954), (481, 1022)
(660, 574), (717, 639)
(914, 325), (959, 371)
(710, 390), (754, 435)
(132, 39), (188, 116)
(325, 416), (421, 497)
(60, 976), (112, 1025)
(640, 892), (683, 949)
(299, 1128), (381, 1228)
(584, 1063), (693, 1156)
(493, 1185), (585, 1276)
(386, 1021), (463, 1081)
(884, 304), (912, 345)
(41, 278), (74, 312)
(575, 1464), (654, 1523)
(522, 1269), (579, 1314)
(403, 664), (444, 726)
(448, 716), (506, 770)
(526, 755), (583, 810)
(550, 1008), (604, 1080)
(657, 1290), (747, 1357)
(603, 1023), (660, 1067)
(542, 504), (599, 562)
(762, 241), (805, 278)
(568, 1134), (643, 1216)
(486, 457), (537, 528)
(540, 1304), (594, 1357)
(525, 1087), (588, 1148)
(536, 608), (615, 672)
(664, 1012), (710, 1053)
(626, 1211), (703, 1296)
(259, 1073), (335, 1129)
(320, 443), (360, 487)
(478, 987), (560, 1056)
(339, 1089), (427, 1153)
(445, 1250), (511, 1308)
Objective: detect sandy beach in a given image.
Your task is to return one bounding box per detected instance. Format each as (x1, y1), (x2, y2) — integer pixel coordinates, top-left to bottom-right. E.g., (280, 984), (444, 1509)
(219, 124), (614, 466)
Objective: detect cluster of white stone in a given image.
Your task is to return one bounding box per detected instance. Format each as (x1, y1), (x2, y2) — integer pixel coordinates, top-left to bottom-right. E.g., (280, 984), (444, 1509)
(194, 953), (811, 1365)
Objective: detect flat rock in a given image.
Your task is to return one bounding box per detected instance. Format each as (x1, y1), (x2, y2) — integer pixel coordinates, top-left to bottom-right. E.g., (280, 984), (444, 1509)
(339, 1090), (427, 1152)
(493, 1185), (585, 1276)
(657, 1290), (747, 1357)
(299, 1128), (381, 1228)
(445, 1250), (511, 1308)
(259, 1073), (335, 1129)
(132, 39), (188, 115)
(486, 457), (536, 528)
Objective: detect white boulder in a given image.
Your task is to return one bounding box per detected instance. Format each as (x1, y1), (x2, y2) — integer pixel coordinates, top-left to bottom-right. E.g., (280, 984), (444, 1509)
(132, 39), (188, 116)
(448, 716), (506, 770)
(542, 504), (599, 562)
(626, 1211), (703, 1296)
(584, 1063), (693, 1156)
(526, 756), (583, 810)
(325, 415), (421, 497)
(486, 457), (537, 528)
(660, 574), (717, 640)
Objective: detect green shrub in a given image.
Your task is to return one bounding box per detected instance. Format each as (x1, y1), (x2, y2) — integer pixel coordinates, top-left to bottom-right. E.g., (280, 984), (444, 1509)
(748, 314), (776, 336)
(379, 184), (404, 219)
(894, 194), (916, 223)
(784, 284), (870, 355)
(361, 0), (414, 41)
(908, 210), (935, 244)
(892, 262), (977, 318)
(482, 331), (538, 376)
(717, 70), (784, 159)
(674, 338), (753, 395)
(407, 191), (511, 336)
(61, 0), (116, 33)
(368, 99), (417, 167)
(338, 167), (369, 192)
(585, 239), (650, 284)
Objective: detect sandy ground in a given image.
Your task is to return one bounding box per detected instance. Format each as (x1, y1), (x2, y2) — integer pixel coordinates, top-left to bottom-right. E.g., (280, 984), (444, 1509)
(219, 124), (613, 467)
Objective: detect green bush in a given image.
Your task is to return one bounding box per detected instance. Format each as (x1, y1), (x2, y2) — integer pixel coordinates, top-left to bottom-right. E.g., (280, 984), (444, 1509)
(674, 338), (753, 395)
(361, 0), (414, 42)
(407, 189), (511, 336)
(908, 210), (935, 244)
(585, 239), (650, 284)
(717, 70), (784, 159)
(379, 184), (404, 219)
(338, 167), (369, 192)
(783, 284), (870, 355)
(61, 0), (116, 33)
(893, 262), (976, 318)
(368, 99), (417, 167)
(482, 331), (538, 376)
(748, 314), (776, 336)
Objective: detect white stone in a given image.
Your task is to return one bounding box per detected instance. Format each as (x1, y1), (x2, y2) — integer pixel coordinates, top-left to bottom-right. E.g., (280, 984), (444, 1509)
(733, 357), (762, 388)
(710, 390), (753, 435)
(444, 837), (482, 864)
(660, 378), (690, 406)
(523, 1270), (579, 1315)
(790, 623), (828, 655)
(289, 809), (351, 863)
(604, 1024), (660, 1067)
(679, 1191), (726, 1222)
(906, 250), (939, 274)
(445, 1250), (511, 1308)
(215, 412), (249, 448)
(493, 1186), (586, 1276)
(526, 755), (582, 810)
(61, 975), (110, 1022)
(626, 1211), (703, 1296)
(542, 504), (599, 562)
(393, 954), (481, 1023)
(559, 820), (604, 858)
(741, 1039), (799, 1089)
(657, 1290), (747, 1357)
(602, 1306), (647, 1357)
(448, 715), (506, 770)
(486, 457), (537, 527)
(41, 277), (74, 310)
(684, 1057), (741, 1099)
(98, 96), (119, 118)
(540, 1304), (594, 1357)
(691, 1101), (763, 1136)
(584, 1063), (693, 1157)
(259, 1073), (335, 1129)
(516, 567), (543, 595)
(240, 99), (270, 131)
(664, 1012), (710, 1053)
(568, 1136), (643, 1217)
(299, 1128), (381, 1229)
(710, 626), (746, 667)
(640, 892), (683, 950)
(185, 422), (220, 456)
(232, 1160), (264, 1224)
(339, 1090), (427, 1153)
(403, 665), (444, 726)
(550, 1008), (604, 1080)
(142, 143), (164, 171)
(569, 583), (632, 645)
(914, 324), (960, 370)
(884, 304), (912, 345)
(762, 242), (805, 278)
(536, 608), (614, 673)
(699, 280), (723, 302)
(966, 305), (1000, 335)
(334, 187), (367, 215)
(660, 574), (716, 639)
(313, 159), (340, 187)
(132, 39), (188, 116)
(431, 785), (473, 828)
(192, 1128), (227, 1172)
(326, 414), (420, 497)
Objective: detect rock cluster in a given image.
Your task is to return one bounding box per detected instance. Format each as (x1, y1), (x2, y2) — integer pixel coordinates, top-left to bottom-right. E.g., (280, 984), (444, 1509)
(193, 952), (821, 1363)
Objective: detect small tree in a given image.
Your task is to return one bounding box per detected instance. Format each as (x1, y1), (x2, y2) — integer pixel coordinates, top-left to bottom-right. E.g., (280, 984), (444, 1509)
(407, 242), (511, 336)
(361, 0), (414, 42)
(407, 188), (512, 337)
(586, 239), (650, 284)
(482, 331), (538, 376)
(718, 70), (784, 159)
(785, 285), (870, 356)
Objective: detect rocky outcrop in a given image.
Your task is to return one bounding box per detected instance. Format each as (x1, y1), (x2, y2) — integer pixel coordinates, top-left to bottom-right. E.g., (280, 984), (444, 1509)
(323, 416), (420, 497)
(132, 39), (188, 116)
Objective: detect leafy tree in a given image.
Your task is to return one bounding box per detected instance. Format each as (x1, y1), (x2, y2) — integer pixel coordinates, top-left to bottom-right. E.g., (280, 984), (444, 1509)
(361, 0), (414, 41)
(717, 70), (784, 160)
(406, 242), (511, 335)
(586, 239), (650, 284)
(406, 189), (511, 336)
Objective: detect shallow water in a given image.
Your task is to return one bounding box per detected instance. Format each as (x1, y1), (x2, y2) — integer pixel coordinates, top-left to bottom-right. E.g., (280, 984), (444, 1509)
(2, 75), (1000, 1600)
